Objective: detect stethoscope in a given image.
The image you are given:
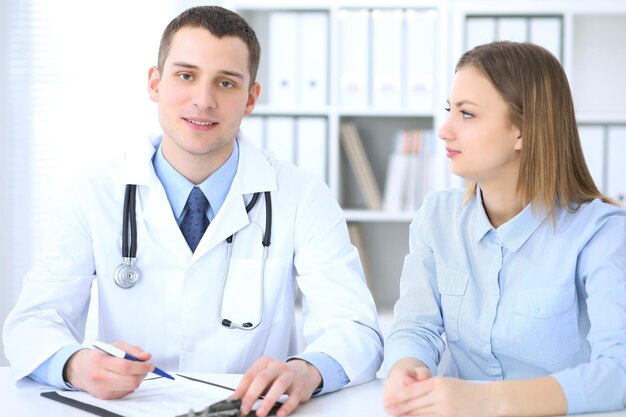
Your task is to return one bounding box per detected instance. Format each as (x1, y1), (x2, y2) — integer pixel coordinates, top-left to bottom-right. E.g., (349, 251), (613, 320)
(114, 184), (272, 331)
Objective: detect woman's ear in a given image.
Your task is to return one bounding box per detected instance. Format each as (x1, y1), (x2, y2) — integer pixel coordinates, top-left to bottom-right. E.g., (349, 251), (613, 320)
(513, 126), (522, 151)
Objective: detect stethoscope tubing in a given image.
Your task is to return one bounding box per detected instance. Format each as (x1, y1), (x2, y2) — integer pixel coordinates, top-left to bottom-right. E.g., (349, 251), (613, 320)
(217, 191), (271, 330)
(116, 184), (272, 331)
(122, 184), (137, 259)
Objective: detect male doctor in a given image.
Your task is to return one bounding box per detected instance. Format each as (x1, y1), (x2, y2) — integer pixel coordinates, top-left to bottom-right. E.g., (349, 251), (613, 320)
(2, 6), (382, 417)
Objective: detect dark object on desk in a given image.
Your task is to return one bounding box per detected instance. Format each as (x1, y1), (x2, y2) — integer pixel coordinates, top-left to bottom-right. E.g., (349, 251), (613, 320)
(177, 397), (281, 417)
(178, 398), (241, 417)
(41, 391), (124, 417)
(174, 374), (281, 417)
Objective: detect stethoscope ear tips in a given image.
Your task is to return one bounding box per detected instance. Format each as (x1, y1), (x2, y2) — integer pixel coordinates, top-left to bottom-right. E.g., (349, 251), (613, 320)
(221, 319), (255, 329)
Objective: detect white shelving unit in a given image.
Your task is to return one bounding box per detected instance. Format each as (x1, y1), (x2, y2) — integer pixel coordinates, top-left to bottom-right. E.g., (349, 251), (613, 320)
(225, 0), (626, 325)
(228, 0), (450, 320)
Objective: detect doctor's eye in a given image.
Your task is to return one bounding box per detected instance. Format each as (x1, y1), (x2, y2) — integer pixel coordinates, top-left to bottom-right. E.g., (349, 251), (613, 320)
(178, 73), (193, 81)
(219, 80), (235, 88)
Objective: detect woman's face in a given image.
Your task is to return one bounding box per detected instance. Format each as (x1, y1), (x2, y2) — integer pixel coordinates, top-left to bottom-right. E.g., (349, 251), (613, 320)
(438, 65), (522, 187)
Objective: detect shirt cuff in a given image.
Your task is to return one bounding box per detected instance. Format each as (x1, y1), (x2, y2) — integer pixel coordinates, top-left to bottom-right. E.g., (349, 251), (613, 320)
(287, 352), (350, 396)
(551, 368), (587, 414)
(29, 345), (84, 389)
(383, 338), (439, 377)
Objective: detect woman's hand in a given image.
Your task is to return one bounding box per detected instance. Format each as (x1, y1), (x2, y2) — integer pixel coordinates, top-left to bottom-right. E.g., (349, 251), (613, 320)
(384, 358), (498, 417)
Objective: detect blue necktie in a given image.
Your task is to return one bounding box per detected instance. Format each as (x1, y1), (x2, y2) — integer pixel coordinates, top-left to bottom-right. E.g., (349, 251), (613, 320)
(180, 186), (209, 252)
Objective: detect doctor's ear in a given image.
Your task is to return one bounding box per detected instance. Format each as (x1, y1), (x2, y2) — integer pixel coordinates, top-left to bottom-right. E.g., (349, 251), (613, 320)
(148, 66), (160, 102)
(244, 82), (261, 116)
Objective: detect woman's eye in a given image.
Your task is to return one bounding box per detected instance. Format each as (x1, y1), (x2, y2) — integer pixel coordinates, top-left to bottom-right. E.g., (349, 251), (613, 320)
(444, 106), (451, 112)
(461, 110), (474, 119)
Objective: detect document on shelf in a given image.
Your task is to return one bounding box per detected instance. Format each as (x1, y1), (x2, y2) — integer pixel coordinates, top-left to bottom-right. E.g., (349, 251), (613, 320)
(406, 9), (437, 112)
(497, 17), (528, 42)
(268, 12), (298, 106)
(42, 374), (256, 417)
(296, 117), (328, 182)
(607, 126), (626, 202)
(465, 17), (496, 50)
(578, 125), (605, 191)
(371, 9), (403, 108)
(299, 12), (328, 107)
(529, 17), (562, 62)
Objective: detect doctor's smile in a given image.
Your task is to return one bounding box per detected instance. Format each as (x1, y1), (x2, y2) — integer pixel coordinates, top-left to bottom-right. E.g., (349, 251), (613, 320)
(183, 117), (218, 130)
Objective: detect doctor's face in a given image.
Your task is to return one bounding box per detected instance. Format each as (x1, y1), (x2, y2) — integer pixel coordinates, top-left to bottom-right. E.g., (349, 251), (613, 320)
(438, 65), (522, 187)
(148, 26), (260, 167)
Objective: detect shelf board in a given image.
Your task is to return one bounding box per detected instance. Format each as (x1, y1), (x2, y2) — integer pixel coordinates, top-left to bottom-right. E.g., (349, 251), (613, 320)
(344, 209), (416, 222)
(576, 113), (626, 125)
(233, 1), (332, 11)
(338, 108), (435, 118)
(234, 0), (443, 10)
(252, 104), (330, 116)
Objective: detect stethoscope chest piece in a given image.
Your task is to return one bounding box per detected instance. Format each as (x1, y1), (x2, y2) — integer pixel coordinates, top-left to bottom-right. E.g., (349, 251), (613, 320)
(114, 257), (140, 289)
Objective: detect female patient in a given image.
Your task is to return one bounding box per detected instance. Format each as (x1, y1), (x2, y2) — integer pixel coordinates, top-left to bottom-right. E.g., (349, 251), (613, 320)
(384, 41), (626, 416)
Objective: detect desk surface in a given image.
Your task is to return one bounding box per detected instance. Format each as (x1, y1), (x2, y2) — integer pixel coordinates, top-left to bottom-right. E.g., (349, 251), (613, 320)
(2, 368), (625, 417)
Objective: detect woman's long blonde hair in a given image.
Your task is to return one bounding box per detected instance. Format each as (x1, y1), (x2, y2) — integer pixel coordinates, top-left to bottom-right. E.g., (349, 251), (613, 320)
(457, 41), (618, 215)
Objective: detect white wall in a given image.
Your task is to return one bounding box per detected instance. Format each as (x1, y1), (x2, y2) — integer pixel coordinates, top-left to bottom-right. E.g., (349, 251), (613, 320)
(0, 0), (13, 366)
(0, 0), (182, 365)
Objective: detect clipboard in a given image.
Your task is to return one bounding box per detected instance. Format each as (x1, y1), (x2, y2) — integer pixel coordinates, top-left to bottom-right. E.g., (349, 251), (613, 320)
(40, 374), (281, 417)
(41, 391), (124, 417)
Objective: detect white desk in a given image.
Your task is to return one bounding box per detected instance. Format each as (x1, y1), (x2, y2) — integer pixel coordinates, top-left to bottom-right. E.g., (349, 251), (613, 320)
(2, 368), (625, 417)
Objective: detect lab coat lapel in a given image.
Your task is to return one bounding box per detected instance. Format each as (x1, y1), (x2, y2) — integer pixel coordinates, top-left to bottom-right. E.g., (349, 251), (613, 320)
(120, 135), (187, 248)
(236, 133), (279, 195)
(193, 134), (278, 259)
(193, 176), (249, 258)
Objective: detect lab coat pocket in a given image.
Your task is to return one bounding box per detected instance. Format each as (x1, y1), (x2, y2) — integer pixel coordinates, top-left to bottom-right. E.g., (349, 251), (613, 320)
(436, 266), (470, 341)
(514, 285), (579, 364)
(221, 257), (290, 331)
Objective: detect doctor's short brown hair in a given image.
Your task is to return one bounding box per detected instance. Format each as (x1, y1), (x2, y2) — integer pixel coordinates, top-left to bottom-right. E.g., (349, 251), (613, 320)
(157, 5), (261, 87)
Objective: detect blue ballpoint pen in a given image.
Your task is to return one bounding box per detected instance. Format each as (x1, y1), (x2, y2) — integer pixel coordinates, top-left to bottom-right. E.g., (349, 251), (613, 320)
(92, 340), (175, 380)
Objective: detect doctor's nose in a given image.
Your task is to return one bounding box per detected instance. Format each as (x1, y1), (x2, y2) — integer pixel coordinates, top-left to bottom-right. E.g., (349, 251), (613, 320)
(192, 84), (217, 110)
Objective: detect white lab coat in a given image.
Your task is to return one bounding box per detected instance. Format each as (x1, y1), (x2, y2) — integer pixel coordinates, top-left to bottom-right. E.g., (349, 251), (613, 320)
(3, 134), (383, 386)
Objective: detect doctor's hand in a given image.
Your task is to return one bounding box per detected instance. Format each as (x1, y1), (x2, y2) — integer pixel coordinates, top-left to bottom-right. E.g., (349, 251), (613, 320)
(234, 356), (322, 417)
(63, 341), (154, 400)
(384, 359), (495, 417)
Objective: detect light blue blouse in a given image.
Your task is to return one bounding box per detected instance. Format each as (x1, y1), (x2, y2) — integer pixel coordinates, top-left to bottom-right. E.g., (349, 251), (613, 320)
(384, 188), (626, 414)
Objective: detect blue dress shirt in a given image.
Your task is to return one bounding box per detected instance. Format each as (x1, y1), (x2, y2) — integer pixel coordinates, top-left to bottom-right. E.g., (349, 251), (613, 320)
(384, 188), (626, 414)
(30, 136), (348, 394)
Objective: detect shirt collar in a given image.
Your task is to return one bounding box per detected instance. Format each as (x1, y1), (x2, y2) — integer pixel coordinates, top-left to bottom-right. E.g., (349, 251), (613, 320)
(472, 186), (493, 244)
(472, 184), (547, 252)
(153, 137), (239, 220)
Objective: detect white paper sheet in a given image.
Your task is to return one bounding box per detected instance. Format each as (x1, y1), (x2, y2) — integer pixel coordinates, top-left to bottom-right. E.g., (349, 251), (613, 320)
(55, 374), (242, 417)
